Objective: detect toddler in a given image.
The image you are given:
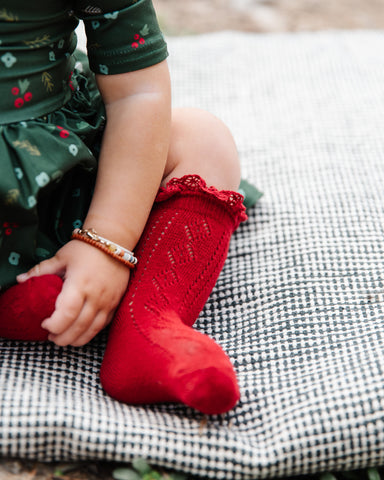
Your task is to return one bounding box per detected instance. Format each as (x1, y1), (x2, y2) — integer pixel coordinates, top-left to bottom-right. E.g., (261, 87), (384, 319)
(0, 0), (252, 414)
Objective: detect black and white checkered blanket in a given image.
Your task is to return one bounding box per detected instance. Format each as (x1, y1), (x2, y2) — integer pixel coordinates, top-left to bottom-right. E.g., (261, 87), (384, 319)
(1, 31), (384, 479)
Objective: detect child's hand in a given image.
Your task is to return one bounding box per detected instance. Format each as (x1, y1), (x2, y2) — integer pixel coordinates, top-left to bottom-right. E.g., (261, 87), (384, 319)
(17, 240), (130, 347)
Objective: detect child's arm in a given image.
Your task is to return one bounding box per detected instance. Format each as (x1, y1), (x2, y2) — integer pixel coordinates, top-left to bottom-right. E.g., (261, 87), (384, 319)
(18, 60), (172, 346)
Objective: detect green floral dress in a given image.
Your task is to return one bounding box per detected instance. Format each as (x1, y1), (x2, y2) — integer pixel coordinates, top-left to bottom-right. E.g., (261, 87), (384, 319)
(0, 0), (168, 289)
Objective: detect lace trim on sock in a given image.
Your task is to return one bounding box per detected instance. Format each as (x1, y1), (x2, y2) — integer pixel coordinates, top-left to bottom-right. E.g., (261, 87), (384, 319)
(156, 175), (247, 226)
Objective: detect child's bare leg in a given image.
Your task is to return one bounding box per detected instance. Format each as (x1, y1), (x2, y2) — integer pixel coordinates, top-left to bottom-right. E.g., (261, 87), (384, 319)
(163, 107), (241, 190)
(100, 108), (246, 414)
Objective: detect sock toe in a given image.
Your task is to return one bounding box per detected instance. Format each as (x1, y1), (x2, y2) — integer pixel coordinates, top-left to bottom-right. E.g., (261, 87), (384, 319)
(177, 365), (240, 415)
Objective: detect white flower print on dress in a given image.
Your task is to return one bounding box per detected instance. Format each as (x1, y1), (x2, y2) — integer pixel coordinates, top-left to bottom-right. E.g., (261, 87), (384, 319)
(69, 144), (78, 156)
(75, 61), (84, 72)
(28, 196), (37, 208)
(35, 247), (50, 259)
(104, 11), (118, 20)
(14, 168), (23, 180)
(99, 64), (109, 74)
(35, 172), (50, 187)
(1, 52), (17, 68)
(73, 219), (83, 229)
(8, 252), (20, 266)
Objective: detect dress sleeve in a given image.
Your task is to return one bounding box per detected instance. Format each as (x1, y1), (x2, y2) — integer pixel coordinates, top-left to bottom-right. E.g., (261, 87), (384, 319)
(74, 0), (168, 75)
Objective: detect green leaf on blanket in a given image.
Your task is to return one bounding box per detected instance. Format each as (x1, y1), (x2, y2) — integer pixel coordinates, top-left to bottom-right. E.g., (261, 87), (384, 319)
(112, 467), (141, 480)
(112, 460), (187, 480)
(238, 178), (263, 209)
(319, 474), (338, 480)
(367, 468), (382, 480)
(132, 458), (152, 475)
(143, 473), (162, 479)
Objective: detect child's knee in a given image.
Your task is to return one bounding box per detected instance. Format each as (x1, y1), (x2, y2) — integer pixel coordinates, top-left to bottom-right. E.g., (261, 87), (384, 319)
(165, 108), (241, 191)
(197, 110), (241, 190)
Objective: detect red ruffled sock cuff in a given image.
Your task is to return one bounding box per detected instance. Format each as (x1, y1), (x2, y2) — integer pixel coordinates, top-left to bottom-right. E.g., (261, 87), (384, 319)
(156, 174), (248, 230)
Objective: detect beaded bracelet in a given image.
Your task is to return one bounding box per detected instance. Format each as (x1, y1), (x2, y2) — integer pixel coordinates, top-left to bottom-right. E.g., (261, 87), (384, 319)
(71, 228), (138, 269)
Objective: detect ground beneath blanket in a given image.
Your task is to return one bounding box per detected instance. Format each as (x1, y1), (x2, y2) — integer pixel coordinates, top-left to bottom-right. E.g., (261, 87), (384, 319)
(1, 1), (383, 479)
(0, 458), (195, 479)
(153, 0), (384, 34)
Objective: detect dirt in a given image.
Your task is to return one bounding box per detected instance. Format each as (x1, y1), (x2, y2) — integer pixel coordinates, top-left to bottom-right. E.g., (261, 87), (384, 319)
(153, 0), (384, 35)
(0, 460), (115, 480)
(1, 1), (384, 478)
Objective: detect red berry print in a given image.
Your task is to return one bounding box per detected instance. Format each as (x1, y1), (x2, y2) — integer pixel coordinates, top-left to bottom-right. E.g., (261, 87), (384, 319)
(132, 33), (145, 49)
(14, 97), (24, 108)
(57, 125), (70, 139)
(60, 130), (70, 139)
(11, 84), (33, 109)
(3, 222), (19, 236)
(69, 71), (75, 92)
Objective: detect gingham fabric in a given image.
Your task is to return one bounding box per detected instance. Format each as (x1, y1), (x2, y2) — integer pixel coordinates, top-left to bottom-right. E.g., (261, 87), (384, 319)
(1, 30), (384, 479)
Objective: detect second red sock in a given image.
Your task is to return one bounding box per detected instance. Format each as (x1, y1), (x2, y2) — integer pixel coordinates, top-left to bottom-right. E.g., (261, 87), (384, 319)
(0, 275), (62, 341)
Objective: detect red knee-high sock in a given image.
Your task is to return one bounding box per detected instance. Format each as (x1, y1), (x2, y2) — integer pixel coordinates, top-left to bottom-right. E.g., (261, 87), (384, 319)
(0, 275), (63, 341)
(100, 175), (247, 414)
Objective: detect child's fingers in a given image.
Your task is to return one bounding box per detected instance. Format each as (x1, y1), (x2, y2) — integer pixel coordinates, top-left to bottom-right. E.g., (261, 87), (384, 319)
(41, 281), (85, 336)
(61, 310), (111, 347)
(17, 256), (64, 283)
(72, 310), (114, 347)
(47, 304), (103, 347)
